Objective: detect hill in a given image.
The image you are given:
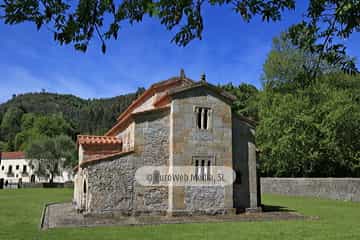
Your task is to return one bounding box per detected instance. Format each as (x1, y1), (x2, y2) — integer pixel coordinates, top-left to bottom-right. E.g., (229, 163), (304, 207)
(0, 89), (144, 151)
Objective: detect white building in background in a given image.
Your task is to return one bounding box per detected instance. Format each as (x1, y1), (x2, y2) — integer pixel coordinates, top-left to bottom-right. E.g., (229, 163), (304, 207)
(0, 152), (73, 187)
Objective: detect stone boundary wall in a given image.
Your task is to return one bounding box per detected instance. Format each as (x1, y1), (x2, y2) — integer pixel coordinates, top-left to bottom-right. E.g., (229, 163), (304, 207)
(260, 178), (360, 202)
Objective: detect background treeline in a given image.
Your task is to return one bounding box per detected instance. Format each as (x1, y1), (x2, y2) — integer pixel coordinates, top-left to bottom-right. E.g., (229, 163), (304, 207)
(0, 33), (359, 177)
(224, 33), (360, 178)
(0, 89), (144, 151)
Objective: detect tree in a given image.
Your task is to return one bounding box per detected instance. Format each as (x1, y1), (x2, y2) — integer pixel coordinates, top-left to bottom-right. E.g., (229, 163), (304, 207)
(257, 70), (360, 177)
(262, 32), (337, 91)
(0, 107), (24, 150)
(288, 1), (360, 75)
(221, 82), (259, 121)
(257, 31), (360, 177)
(13, 113), (74, 150)
(33, 114), (74, 137)
(0, 141), (8, 151)
(25, 135), (76, 183)
(1, 1), (358, 73)
(0, 0), (294, 52)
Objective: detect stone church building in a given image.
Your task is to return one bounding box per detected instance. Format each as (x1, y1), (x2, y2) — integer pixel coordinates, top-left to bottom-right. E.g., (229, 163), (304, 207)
(74, 71), (260, 215)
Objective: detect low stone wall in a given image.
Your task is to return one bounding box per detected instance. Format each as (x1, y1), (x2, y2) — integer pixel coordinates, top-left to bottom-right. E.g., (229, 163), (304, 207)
(261, 178), (360, 202)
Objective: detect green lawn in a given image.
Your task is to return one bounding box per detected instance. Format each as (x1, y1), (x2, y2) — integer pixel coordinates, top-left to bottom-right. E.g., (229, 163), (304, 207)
(0, 188), (359, 240)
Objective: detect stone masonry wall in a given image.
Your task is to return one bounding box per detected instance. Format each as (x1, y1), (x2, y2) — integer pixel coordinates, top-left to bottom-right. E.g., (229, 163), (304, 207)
(170, 88), (233, 212)
(185, 186), (225, 213)
(86, 154), (136, 213)
(232, 116), (259, 210)
(84, 109), (170, 214)
(133, 109), (170, 212)
(261, 178), (360, 202)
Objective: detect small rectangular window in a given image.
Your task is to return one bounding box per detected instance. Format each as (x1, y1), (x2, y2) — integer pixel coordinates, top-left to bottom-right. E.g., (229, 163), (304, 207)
(203, 109), (208, 129)
(195, 107), (211, 130)
(195, 160), (199, 176)
(201, 160), (205, 178)
(197, 109), (202, 129)
(16, 165), (19, 170)
(23, 165), (27, 173)
(207, 160), (211, 179)
(194, 159), (211, 181)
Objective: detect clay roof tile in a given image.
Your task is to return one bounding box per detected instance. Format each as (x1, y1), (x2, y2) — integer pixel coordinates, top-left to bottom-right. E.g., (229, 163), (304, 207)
(1, 151), (25, 160)
(77, 135), (122, 146)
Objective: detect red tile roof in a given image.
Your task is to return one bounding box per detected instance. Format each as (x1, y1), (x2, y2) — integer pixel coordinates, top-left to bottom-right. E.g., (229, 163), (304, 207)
(1, 151), (25, 160)
(105, 76), (194, 136)
(77, 135), (122, 146)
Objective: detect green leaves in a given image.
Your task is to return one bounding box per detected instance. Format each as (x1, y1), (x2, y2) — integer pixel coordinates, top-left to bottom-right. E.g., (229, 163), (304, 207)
(1, 0), (359, 71)
(0, 0), (295, 52)
(10, 113), (74, 151)
(25, 134), (76, 182)
(287, 0), (360, 75)
(260, 32), (360, 177)
(234, 0), (295, 22)
(0, 91), (141, 151)
(221, 82), (259, 121)
(257, 73), (360, 177)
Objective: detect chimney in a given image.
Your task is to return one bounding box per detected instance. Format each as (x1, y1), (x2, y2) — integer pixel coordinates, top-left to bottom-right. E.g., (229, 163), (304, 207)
(180, 69), (186, 79)
(200, 73), (206, 82)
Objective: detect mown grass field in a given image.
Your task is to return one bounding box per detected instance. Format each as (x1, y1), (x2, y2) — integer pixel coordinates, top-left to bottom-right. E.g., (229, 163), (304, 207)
(0, 188), (359, 240)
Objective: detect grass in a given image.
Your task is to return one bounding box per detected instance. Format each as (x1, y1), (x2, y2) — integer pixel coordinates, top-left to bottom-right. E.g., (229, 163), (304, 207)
(0, 188), (359, 240)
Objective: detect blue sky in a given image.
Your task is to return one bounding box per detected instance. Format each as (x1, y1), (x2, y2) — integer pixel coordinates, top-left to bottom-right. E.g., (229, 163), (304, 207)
(0, 1), (359, 103)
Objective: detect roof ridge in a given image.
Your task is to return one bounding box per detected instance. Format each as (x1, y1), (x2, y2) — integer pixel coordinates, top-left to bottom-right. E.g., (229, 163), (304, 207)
(77, 135), (118, 138)
(79, 150), (134, 168)
(168, 81), (237, 102)
(105, 76), (193, 136)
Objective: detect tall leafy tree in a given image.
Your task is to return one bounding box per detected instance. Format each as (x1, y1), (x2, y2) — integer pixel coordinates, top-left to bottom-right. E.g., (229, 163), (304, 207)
(221, 82), (259, 121)
(0, 106), (24, 150)
(262, 32), (337, 91)
(258, 32), (360, 177)
(257, 74), (360, 177)
(288, 0), (360, 75)
(14, 113), (74, 150)
(25, 135), (76, 183)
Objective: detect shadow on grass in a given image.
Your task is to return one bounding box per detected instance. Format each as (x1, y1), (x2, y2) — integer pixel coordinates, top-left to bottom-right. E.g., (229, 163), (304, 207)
(261, 204), (295, 212)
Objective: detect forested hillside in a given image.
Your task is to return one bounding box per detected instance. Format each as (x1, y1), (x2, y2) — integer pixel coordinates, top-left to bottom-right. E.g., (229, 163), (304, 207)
(0, 89), (144, 151)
